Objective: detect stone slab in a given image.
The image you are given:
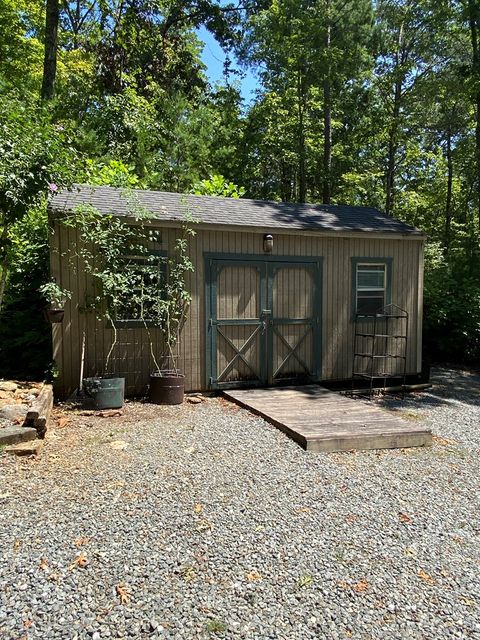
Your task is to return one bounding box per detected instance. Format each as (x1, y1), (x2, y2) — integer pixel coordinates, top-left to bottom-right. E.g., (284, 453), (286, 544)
(0, 426), (38, 447)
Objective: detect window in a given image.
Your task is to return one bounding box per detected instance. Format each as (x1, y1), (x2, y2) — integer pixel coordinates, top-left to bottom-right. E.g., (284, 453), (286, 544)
(113, 254), (167, 326)
(352, 259), (392, 316)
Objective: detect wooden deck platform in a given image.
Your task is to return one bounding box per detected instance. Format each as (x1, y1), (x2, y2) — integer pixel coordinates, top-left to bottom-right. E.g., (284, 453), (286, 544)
(223, 385), (432, 453)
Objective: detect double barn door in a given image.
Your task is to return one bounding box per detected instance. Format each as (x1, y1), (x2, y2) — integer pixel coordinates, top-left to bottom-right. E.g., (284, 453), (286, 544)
(207, 256), (322, 389)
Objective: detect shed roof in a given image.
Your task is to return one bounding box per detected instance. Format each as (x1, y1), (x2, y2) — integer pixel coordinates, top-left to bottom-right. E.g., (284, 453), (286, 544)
(50, 184), (422, 236)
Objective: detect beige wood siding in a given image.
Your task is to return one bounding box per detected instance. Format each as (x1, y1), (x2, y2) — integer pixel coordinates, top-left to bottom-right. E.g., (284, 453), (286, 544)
(50, 222), (424, 396)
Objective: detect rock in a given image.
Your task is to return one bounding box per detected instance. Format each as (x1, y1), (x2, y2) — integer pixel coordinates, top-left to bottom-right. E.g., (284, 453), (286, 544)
(0, 404), (29, 421)
(5, 440), (43, 457)
(109, 440), (128, 450)
(187, 396), (203, 404)
(0, 381), (18, 392)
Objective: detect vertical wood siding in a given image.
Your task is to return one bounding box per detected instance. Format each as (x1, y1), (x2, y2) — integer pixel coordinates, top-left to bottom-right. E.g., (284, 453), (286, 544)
(50, 223), (424, 396)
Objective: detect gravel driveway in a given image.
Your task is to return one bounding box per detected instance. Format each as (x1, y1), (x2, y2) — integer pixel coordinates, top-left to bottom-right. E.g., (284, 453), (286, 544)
(0, 367), (479, 640)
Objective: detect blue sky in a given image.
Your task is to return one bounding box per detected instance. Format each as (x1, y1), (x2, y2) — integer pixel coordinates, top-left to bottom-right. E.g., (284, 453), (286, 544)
(197, 26), (259, 103)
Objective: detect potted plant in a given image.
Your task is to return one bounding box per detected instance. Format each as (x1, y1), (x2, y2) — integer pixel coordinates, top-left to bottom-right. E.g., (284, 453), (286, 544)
(39, 280), (72, 323)
(142, 213), (197, 405)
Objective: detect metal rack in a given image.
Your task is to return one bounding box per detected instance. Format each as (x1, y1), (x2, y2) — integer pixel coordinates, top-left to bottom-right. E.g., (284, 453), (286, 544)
(352, 303), (409, 397)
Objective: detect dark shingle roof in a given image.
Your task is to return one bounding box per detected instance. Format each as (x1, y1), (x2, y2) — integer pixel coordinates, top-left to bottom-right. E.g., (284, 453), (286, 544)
(49, 184), (422, 235)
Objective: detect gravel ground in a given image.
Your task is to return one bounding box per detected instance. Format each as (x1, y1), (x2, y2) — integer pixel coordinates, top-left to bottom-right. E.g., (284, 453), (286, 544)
(0, 367), (479, 640)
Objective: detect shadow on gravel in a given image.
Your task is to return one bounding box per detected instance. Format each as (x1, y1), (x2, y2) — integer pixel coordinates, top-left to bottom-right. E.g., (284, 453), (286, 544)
(374, 366), (480, 412)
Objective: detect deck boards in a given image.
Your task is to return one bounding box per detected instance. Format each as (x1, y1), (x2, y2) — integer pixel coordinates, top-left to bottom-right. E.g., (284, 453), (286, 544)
(223, 385), (432, 452)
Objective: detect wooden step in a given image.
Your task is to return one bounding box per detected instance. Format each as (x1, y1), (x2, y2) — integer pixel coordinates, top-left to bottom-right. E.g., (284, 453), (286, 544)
(224, 385), (431, 453)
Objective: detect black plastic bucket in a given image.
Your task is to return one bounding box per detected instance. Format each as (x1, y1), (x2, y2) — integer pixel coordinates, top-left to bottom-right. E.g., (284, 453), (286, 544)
(149, 371), (185, 405)
(83, 377), (125, 409)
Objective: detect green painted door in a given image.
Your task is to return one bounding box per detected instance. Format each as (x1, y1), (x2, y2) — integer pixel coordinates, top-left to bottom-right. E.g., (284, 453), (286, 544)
(206, 256), (321, 389)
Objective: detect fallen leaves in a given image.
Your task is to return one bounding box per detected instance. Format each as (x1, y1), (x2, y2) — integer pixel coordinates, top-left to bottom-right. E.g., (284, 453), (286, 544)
(39, 558), (48, 571)
(297, 574), (313, 588)
(69, 552), (88, 570)
(399, 512), (414, 524)
(74, 536), (90, 547)
(246, 570), (262, 582)
(13, 539), (22, 552)
(194, 503), (203, 514)
(57, 416), (70, 429)
(337, 578), (369, 594)
(353, 578), (369, 593)
(99, 410), (123, 418)
(418, 569), (435, 585)
(459, 595), (476, 608)
(196, 518), (213, 532)
(294, 506), (312, 515)
(116, 583), (131, 604)
(433, 434), (458, 447)
(106, 481), (125, 490)
(181, 566), (196, 582)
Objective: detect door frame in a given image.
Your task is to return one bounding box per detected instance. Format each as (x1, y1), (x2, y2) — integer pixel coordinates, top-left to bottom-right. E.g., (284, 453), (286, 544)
(205, 252), (323, 389)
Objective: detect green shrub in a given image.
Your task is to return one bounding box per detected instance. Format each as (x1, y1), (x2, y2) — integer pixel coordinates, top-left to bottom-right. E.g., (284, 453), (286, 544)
(423, 240), (480, 364)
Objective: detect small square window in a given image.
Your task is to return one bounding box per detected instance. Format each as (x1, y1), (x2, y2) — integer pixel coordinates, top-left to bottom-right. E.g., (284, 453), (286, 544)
(356, 263), (387, 315)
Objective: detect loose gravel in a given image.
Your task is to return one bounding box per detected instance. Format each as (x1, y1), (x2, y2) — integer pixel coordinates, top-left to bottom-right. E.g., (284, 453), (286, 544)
(0, 367), (479, 640)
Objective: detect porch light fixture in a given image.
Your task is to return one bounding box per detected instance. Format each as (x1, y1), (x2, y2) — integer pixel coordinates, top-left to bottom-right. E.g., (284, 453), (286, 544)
(263, 234), (273, 253)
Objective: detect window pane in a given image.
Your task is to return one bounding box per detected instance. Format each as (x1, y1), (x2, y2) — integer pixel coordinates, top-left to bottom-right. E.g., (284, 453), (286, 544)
(357, 294), (385, 314)
(359, 265), (385, 271)
(357, 266), (385, 290)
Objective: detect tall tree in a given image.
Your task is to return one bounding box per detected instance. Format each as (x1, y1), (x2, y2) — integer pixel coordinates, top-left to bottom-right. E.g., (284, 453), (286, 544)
(41, 0), (59, 100)
(374, 0), (451, 215)
(239, 0), (373, 203)
(466, 0), (480, 229)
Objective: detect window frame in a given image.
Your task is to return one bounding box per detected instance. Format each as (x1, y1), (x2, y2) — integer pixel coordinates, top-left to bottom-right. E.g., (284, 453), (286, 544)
(112, 250), (168, 328)
(351, 257), (392, 319)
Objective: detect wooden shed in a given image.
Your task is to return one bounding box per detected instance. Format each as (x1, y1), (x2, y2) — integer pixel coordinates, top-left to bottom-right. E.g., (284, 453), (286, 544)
(49, 185), (425, 397)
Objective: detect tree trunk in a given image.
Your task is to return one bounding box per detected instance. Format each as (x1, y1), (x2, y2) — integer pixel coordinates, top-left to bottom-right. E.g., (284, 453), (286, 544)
(41, 0), (59, 100)
(322, 17), (332, 205)
(297, 72), (307, 204)
(445, 126), (453, 252)
(385, 79), (402, 216)
(385, 20), (406, 217)
(468, 0), (480, 230)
